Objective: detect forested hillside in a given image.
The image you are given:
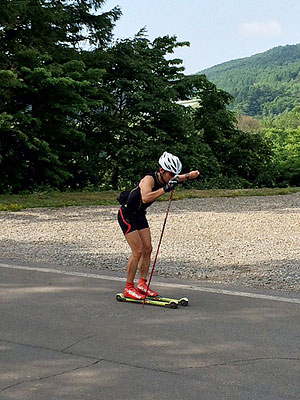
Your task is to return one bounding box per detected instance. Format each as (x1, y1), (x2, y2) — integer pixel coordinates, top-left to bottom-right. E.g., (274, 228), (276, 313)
(200, 44), (300, 117)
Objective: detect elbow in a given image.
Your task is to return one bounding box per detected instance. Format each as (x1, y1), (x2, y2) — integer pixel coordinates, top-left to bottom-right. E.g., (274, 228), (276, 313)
(141, 195), (149, 204)
(141, 192), (155, 203)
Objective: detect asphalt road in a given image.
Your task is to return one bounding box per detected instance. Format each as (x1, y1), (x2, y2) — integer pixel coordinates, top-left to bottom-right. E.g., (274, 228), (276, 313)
(1, 262), (300, 400)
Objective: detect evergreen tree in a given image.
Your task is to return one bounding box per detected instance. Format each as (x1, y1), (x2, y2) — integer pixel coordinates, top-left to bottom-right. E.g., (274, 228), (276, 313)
(0, 0), (120, 192)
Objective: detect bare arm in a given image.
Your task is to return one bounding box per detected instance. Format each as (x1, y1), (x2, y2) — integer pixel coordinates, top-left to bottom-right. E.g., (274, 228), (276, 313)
(176, 170), (200, 182)
(139, 169), (200, 203)
(139, 175), (165, 204)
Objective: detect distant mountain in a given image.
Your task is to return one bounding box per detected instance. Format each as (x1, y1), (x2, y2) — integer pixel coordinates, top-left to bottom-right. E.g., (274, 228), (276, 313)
(199, 44), (300, 117)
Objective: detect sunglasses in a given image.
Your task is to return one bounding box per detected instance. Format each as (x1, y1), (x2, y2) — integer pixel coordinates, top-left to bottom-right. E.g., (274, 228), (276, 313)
(167, 171), (175, 177)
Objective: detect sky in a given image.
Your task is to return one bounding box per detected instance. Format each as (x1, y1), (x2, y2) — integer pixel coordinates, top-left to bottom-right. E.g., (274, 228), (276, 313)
(100, 0), (300, 74)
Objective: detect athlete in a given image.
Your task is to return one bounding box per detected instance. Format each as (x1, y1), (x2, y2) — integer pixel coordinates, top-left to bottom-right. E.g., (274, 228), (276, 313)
(117, 151), (200, 300)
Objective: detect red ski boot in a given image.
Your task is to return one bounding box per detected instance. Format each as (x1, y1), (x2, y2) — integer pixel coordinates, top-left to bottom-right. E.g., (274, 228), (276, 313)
(123, 283), (146, 300)
(136, 278), (158, 297)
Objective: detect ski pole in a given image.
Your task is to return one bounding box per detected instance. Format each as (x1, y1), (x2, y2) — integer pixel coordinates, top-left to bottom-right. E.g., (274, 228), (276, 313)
(142, 190), (174, 307)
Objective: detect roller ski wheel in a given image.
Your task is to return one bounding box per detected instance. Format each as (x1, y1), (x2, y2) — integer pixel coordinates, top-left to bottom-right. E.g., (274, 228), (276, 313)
(169, 301), (178, 309)
(179, 297), (189, 307)
(116, 294), (124, 302)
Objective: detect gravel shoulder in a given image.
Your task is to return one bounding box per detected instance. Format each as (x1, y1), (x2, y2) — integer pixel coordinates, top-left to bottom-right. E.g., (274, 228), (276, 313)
(1, 193), (300, 293)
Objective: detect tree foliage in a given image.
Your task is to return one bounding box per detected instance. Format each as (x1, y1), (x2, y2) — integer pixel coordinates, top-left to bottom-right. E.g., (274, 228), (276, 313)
(0, 0), (120, 192)
(235, 115), (261, 133)
(259, 107), (300, 186)
(0, 0), (275, 193)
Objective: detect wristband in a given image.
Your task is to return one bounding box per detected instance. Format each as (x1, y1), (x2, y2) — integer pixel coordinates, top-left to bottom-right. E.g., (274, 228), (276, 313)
(185, 173), (189, 180)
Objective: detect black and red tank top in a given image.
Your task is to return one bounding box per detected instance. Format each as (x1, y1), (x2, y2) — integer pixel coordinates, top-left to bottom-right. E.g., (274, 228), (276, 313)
(125, 172), (164, 213)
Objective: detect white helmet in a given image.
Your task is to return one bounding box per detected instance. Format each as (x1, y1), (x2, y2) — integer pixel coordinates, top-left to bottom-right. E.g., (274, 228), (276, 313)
(158, 151), (182, 175)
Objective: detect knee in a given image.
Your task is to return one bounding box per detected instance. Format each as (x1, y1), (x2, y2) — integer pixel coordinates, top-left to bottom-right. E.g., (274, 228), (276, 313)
(132, 245), (144, 260)
(143, 244), (152, 256)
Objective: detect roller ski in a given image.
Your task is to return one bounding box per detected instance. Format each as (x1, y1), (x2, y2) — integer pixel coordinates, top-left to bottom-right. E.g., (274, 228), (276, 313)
(116, 293), (179, 309)
(135, 278), (189, 306)
(119, 282), (188, 308)
(146, 295), (189, 306)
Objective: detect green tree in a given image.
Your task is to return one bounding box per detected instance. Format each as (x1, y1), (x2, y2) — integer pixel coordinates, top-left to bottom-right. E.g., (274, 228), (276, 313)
(189, 75), (273, 186)
(260, 107), (300, 186)
(0, 0), (120, 193)
(93, 32), (197, 188)
(92, 32), (231, 189)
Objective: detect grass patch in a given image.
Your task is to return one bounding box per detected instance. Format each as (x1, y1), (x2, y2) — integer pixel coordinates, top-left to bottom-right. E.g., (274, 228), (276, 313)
(0, 187), (300, 211)
(0, 191), (120, 211)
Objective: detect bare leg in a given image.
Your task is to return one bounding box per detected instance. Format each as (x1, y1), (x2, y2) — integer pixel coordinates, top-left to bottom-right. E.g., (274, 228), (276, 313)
(124, 230), (143, 283)
(137, 228), (153, 279)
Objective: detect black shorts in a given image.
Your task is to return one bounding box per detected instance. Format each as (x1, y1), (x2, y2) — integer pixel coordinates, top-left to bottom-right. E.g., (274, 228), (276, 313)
(117, 206), (149, 235)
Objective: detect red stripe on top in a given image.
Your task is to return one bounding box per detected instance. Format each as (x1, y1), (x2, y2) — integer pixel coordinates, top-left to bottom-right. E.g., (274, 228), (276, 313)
(119, 207), (131, 235)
